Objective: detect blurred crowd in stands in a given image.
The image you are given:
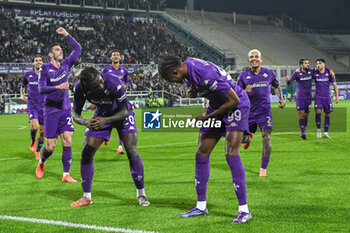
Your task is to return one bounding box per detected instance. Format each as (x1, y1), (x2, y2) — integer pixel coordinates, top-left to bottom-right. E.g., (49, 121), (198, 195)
(0, 11), (198, 98)
(0, 12), (202, 64)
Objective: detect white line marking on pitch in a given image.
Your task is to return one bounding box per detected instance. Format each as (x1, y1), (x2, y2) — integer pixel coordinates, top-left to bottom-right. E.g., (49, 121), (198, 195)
(0, 157), (24, 161)
(0, 215), (157, 233)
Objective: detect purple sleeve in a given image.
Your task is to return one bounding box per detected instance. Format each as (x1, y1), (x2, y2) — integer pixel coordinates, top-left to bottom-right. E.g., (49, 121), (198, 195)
(73, 81), (85, 115)
(123, 69), (129, 88)
(236, 73), (246, 89)
(38, 66), (56, 94)
(62, 35), (82, 68)
(204, 73), (231, 96)
(21, 73), (28, 87)
(270, 71), (279, 88)
(288, 72), (297, 85)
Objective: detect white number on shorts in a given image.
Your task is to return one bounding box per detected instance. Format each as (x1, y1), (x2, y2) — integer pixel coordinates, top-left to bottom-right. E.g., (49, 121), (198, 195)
(66, 117), (73, 126)
(228, 109), (241, 122)
(128, 115), (135, 124)
(266, 116), (272, 127)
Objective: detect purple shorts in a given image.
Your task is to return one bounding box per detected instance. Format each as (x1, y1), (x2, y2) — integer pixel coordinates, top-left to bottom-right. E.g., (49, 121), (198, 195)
(27, 103), (44, 125)
(296, 97), (312, 112)
(199, 105), (250, 136)
(249, 110), (273, 131)
(315, 98), (333, 113)
(44, 109), (74, 138)
(85, 110), (137, 141)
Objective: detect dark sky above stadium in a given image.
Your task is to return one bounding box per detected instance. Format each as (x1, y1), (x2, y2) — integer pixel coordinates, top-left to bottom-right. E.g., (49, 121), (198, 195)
(165, 0), (350, 31)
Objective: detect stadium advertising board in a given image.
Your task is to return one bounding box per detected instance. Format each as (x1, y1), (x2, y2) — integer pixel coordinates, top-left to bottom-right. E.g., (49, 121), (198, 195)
(1, 6), (112, 20)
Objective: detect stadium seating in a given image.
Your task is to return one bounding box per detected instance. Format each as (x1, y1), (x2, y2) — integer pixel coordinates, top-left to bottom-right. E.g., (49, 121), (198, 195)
(166, 8), (350, 72)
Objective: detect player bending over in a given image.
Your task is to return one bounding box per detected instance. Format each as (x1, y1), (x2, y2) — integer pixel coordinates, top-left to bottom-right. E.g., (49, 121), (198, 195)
(70, 67), (150, 207)
(158, 56), (252, 224)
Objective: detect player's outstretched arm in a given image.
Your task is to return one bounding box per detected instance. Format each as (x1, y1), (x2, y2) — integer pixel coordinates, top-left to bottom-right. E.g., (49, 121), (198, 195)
(59, 27), (82, 67)
(90, 104), (130, 131)
(196, 89), (239, 121)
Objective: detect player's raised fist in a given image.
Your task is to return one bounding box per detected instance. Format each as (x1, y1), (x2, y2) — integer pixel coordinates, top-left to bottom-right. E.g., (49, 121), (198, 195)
(56, 27), (69, 37)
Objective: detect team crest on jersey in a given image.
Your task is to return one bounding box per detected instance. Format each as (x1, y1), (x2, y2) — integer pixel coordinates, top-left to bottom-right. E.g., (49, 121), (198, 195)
(326, 73), (329, 76)
(263, 73), (268, 78)
(108, 69), (112, 72)
(121, 70), (124, 73)
(104, 89), (110, 95)
(246, 76), (251, 79)
(203, 80), (209, 85)
(49, 69), (54, 72)
(29, 75), (33, 78)
(299, 73), (303, 75)
(308, 71), (311, 74)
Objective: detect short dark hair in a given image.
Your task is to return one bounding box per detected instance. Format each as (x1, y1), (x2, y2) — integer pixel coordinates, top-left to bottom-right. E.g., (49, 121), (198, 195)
(47, 43), (61, 54)
(78, 67), (100, 91)
(33, 55), (43, 62)
(316, 58), (326, 64)
(109, 48), (120, 57)
(158, 56), (182, 80)
(299, 58), (308, 65)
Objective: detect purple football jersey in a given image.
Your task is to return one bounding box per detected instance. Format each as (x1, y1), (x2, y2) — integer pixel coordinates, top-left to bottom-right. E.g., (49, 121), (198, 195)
(237, 67), (279, 113)
(73, 72), (129, 117)
(22, 70), (44, 106)
(184, 58), (250, 110)
(288, 69), (314, 101)
(102, 65), (129, 88)
(38, 35), (82, 114)
(313, 70), (336, 100)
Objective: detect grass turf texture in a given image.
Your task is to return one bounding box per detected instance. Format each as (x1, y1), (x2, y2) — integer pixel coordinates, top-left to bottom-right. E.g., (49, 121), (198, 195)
(0, 101), (349, 233)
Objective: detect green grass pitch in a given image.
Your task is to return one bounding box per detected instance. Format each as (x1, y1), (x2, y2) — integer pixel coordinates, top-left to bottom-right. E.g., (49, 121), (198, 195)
(0, 101), (349, 233)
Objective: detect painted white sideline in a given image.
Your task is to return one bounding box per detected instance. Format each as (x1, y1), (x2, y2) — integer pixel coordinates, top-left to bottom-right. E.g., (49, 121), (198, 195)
(0, 215), (157, 233)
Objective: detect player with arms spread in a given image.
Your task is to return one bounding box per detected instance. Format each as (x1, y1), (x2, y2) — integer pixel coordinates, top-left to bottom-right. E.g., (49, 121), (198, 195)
(101, 49), (129, 154)
(313, 58), (339, 138)
(158, 56), (252, 224)
(237, 49), (285, 177)
(36, 27), (82, 182)
(20, 55), (45, 159)
(70, 67), (150, 207)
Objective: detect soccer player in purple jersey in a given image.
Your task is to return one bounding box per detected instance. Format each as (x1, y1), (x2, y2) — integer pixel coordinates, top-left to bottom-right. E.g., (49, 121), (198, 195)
(20, 55), (45, 159)
(237, 49), (285, 177)
(70, 67), (150, 207)
(313, 58), (339, 138)
(158, 56), (252, 224)
(36, 27), (82, 183)
(285, 58), (313, 139)
(101, 49), (129, 155)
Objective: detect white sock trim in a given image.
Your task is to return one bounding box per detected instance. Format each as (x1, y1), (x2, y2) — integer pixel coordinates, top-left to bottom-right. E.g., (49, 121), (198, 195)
(84, 192), (92, 200)
(137, 188), (146, 197)
(63, 172), (69, 177)
(239, 204), (249, 213)
(196, 201), (207, 211)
